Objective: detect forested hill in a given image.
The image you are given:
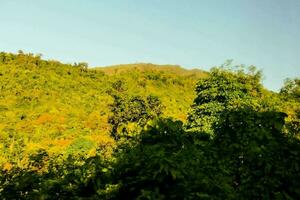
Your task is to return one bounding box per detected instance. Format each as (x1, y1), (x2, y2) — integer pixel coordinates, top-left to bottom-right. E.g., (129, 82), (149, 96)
(0, 52), (206, 166)
(1, 52), (299, 199)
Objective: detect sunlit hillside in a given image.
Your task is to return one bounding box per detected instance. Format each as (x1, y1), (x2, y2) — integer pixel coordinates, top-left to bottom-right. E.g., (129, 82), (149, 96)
(0, 52), (207, 167)
(1, 52), (299, 199)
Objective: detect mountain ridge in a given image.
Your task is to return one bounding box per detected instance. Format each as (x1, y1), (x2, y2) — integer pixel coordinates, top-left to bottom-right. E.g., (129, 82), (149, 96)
(96, 63), (207, 78)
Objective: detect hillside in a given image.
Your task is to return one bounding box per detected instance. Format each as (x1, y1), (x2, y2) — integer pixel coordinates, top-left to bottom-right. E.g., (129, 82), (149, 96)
(1, 52), (299, 199)
(0, 52), (207, 166)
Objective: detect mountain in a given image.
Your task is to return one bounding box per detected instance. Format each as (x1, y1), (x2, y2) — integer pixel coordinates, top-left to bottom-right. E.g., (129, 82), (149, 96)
(0, 52), (207, 166)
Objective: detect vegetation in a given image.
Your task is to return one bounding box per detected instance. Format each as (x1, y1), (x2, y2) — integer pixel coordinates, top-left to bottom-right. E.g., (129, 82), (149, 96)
(0, 51), (205, 169)
(0, 52), (299, 199)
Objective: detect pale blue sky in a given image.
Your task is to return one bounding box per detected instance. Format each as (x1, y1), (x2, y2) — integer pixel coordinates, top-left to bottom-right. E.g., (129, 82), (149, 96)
(1, 0), (299, 91)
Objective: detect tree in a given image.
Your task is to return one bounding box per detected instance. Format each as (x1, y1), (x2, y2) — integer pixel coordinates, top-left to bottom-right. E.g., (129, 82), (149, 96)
(213, 108), (300, 199)
(279, 77), (300, 138)
(113, 118), (233, 200)
(280, 78), (300, 100)
(108, 94), (164, 140)
(186, 66), (264, 135)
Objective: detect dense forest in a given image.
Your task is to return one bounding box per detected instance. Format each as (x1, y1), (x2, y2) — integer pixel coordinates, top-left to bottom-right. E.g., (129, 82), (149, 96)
(0, 51), (299, 199)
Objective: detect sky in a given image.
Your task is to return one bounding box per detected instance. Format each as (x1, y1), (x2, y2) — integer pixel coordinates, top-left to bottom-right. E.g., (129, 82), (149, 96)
(0, 0), (299, 91)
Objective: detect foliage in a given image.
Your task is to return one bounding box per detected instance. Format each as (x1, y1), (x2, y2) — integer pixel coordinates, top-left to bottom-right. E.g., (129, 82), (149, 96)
(112, 109), (300, 199)
(0, 154), (113, 199)
(279, 78), (300, 137)
(186, 65), (264, 134)
(0, 51), (203, 168)
(108, 94), (164, 140)
(0, 52), (299, 199)
(112, 118), (233, 199)
(280, 78), (300, 100)
(213, 109), (300, 199)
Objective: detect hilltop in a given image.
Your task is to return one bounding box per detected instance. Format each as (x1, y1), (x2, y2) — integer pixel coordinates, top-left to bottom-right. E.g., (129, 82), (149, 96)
(97, 63), (205, 77)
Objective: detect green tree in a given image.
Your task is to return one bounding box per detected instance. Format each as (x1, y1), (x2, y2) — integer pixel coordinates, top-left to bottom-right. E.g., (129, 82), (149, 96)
(186, 66), (264, 135)
(113, 118), (233, 200)
(213, 108), (300, 199)
(108, 94), (164, 140)
(280, 78), (300, 100)
(279, 77), (300, 138)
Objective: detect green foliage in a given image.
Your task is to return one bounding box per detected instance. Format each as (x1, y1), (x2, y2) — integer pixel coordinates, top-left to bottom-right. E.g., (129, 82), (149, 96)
(186, 65), (264, 134)
(280, 78), (300, 100)
(0, 51), (203, 167)
(112, 118), (233, 200)
(0, 154), (112, 199)
(113, 109), (300, 199)
(279, 78), (300, 137)
(66, 137), (95, 154)
(214, 109), (300, 199)
(108, 94), (164, 140)
(0, 52), (299, 199)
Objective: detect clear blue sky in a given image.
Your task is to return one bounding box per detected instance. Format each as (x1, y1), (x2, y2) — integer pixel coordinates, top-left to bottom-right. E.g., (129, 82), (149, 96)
(1, 0), (299, 91)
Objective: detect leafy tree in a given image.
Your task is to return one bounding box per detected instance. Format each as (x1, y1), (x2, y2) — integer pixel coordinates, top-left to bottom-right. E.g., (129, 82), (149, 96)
(186, 66), (264, 135)
(108, 94), (164, 140)
(280, 78), (300, 100)
(213, 108), (300, 199)
(113, 118), (233, 200)
(278, 78), (300, 138)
